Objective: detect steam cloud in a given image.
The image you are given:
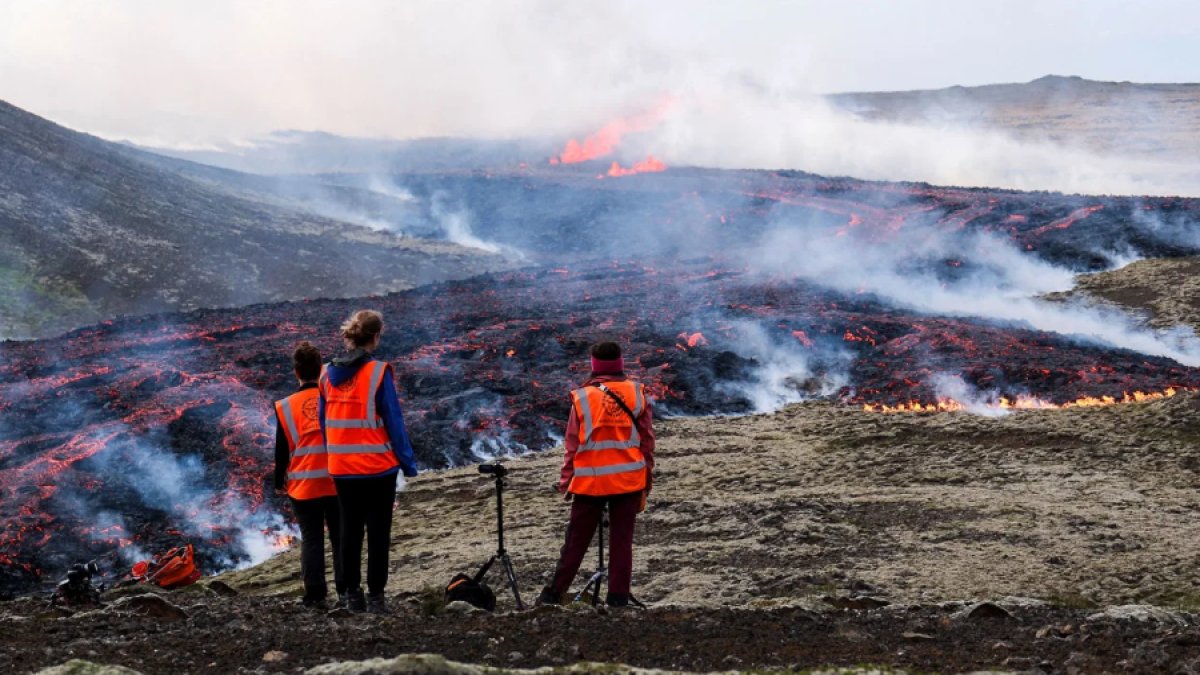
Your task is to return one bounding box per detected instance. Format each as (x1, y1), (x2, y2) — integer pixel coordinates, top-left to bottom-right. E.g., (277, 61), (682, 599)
(648, 83), (1200, 197)
(747, 209), (1200, 368)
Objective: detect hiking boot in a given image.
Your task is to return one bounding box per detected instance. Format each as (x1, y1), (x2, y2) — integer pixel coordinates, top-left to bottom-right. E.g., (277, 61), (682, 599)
(605, 591), (630, 607)
(366, 593), (389, 615)
(299, 596), (327, 611)
(606, 592), (646, 609)
(535, 586), (561, 607)
(345, 588), (367, 613)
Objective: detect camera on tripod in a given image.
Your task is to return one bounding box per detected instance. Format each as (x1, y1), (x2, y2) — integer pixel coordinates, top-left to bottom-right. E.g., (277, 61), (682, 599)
(52, 561), (104, 607)
(478, 462), (508, 477)
(444, 461), (525, 610)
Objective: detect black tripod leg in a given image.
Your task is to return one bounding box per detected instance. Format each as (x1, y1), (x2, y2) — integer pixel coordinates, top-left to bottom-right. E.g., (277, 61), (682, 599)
(474, 555), (497, 583)
(500, 554), (525, 610)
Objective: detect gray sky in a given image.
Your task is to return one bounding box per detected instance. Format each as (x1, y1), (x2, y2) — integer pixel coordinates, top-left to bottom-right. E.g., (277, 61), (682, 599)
(1, 0), (1198, 146)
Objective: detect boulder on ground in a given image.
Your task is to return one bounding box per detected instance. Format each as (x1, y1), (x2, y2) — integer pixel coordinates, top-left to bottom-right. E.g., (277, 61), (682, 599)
(953, 601), (1013, 620)
(35, 660), (142, 675)
(204, 580), (239, 597)
(304, 653), (693, 674)
(107, 595), (189, 622)
(1087, 605), (1189, 625)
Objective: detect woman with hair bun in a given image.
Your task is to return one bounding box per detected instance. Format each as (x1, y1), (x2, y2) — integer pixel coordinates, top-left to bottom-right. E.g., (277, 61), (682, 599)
(318, 309), (418, 614)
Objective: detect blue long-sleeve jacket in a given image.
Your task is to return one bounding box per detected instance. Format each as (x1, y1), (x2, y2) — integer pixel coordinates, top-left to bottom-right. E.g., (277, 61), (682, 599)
(318, 350), (418, 478)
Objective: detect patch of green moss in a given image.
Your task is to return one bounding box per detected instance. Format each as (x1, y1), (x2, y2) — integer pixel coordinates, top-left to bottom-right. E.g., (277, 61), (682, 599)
(0, 264), (93, 337)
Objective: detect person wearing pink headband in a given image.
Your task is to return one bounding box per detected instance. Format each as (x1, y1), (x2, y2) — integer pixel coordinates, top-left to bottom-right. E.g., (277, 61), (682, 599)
(537, 341), (656, 608)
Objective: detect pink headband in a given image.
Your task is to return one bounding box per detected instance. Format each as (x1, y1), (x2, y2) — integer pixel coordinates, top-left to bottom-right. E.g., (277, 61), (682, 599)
(590, 356), (624, 374)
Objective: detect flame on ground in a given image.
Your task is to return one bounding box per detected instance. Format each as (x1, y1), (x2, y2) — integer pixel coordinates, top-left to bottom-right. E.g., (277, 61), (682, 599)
(862, 387), (1184, 413)
(606, 155), (667, 177)
(549, 98), (673, 164)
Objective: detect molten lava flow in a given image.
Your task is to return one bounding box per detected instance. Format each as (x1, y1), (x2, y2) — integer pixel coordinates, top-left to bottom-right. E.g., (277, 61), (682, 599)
(606, 155), (667, 177)
(1024, 205), (1105, 238)
(676, 331), (708, 351)
(551, 98), (674, 164)
(862, 387), (1184, 413)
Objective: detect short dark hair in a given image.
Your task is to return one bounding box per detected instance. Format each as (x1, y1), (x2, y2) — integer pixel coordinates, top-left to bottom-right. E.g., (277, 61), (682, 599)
(590, 341), (621, 360)
(293, 341), (322, 381)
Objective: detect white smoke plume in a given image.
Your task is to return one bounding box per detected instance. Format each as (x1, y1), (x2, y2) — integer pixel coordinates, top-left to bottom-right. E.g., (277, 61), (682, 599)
(429, 192), (524, 258)
(717, 320), (849, 414)
(649, 82), (1200, 197)
(929, 373), (1011, 418)
(748, 215), (1200, 366)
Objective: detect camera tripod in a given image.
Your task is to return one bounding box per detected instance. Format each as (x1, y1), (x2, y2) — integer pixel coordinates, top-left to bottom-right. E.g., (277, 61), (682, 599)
(474, 463), (526, 610)
(574, 504), (609, 606)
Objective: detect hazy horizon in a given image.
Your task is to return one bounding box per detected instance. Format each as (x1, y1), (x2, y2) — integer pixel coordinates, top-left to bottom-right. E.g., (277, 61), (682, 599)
(3, 1), (1199, 147)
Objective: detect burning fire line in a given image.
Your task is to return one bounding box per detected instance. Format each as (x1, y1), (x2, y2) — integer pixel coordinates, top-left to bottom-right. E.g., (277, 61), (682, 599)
(549, 97), (674, 165)
(605, 155), (667, 178)
(862, 387), (1187, 413)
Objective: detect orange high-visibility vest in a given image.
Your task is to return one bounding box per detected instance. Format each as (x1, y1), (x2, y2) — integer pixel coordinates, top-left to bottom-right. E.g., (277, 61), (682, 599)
(568, 380), (648, 496)
(318, 360), (399, 478)
(275, 388), (336, 500)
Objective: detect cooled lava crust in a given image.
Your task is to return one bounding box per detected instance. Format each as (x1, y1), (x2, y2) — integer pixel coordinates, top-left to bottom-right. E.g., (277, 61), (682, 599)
(7, 166), (1200, 593)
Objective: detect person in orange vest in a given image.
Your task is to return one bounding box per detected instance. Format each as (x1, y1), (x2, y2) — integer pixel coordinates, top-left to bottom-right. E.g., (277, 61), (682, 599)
(319, 310), (418, 614)
(273, 341), (343, 609)
(537, 341), (655, 607)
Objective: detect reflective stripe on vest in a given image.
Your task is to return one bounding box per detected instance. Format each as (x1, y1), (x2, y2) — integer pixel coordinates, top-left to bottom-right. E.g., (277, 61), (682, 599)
(574, 460), (646, 477)
(568, 380), (648, 496)
(319, 359), (400, 477)
(275, 389), (337, 500)
(326, 443), (393, 454)
(325, 418), (385, 429)
(288, 468), (331, 480)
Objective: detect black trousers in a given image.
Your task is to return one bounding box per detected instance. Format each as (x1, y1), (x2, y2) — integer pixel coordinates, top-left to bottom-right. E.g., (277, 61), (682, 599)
(334, 473), (397, 596)
(290, 495), (344, 602)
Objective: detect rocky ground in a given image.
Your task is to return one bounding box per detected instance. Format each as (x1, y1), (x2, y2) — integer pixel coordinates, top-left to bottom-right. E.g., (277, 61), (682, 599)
(6, 390), (1200, 673)
(1052, 256), (1200, 332)
(7, 256), (1200, 673)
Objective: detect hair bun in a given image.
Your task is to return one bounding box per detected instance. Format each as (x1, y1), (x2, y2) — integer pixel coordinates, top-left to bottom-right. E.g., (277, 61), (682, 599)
(340, 310), (384, 347)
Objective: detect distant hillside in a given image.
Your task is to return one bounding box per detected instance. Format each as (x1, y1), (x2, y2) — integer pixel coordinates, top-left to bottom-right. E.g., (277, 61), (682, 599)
(830, 75), (1200, 162)
(139, 130), (559, 175)
(0, 101), (504, 339)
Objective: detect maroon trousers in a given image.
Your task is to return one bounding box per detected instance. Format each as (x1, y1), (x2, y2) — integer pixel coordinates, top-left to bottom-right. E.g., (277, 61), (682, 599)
(549, 491), (641, 596)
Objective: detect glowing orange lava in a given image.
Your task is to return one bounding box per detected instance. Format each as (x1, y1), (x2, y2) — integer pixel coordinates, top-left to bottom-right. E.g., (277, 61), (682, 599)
(675, 331), (707, 351)
(862, 387), (1184, 413)
(551, 98), (673, 164)
(606, 155), (667, 177)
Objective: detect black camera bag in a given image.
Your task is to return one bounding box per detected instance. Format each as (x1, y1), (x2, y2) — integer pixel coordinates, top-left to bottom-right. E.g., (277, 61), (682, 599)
(445, 573), (497, 612)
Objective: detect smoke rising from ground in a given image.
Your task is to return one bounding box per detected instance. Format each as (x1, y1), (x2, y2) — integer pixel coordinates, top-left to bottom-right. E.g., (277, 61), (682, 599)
(650, 85), (1200, 197)
(929, 373), (1012, 417)
(748, 210), (1200, 367)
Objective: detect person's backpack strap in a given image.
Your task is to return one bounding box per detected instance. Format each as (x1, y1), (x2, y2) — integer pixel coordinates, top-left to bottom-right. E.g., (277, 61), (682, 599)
(593, 383), (638, 423)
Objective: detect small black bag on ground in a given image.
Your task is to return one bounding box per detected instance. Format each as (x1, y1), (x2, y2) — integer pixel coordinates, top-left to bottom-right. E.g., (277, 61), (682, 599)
(445, 573), (497, 612)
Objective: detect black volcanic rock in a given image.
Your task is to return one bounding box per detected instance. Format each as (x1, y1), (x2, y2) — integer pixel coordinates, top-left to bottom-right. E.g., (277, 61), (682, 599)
(0, 101), (503, 339)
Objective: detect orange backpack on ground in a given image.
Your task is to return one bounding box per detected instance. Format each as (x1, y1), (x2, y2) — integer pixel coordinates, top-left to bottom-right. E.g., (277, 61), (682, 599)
(131, 544), (201, 589)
